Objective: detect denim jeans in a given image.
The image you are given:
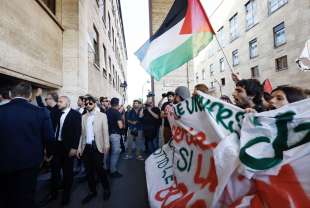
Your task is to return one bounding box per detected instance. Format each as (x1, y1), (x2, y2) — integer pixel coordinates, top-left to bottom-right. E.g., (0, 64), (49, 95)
(147, 138), (158, 154)
(109, 134), (121, 173)
(126, 129), (144, 157)
(144, 127), (159, 155)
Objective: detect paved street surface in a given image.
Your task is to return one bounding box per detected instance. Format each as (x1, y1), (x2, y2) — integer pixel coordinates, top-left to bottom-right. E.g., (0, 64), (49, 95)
(36, 156), (150, 208)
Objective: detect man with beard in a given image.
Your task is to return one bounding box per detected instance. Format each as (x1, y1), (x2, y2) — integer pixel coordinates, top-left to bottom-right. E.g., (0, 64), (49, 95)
(160, 91), (175, 144)
(42, 96), (81, 206)
(77, 95), (110, 204)
(233, 79), (265, 112)
(124, 100), (144, 160)
(140, 96), (161, 155)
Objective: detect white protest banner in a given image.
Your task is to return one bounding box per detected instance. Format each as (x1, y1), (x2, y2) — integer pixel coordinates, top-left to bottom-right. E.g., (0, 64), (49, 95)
(228, 98), (310, 207)
(145, 92), (310, 208)
(145, 143), (175, 208)
(146, 92), (245, 208)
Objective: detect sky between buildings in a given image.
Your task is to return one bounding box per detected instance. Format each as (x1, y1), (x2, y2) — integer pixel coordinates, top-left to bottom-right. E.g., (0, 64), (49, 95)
(120, 0), (219, 104)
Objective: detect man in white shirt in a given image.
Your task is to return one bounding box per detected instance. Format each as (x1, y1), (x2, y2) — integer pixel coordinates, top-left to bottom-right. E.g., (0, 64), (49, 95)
(45, 96), (81, 206)
(78, 95), (110, 204)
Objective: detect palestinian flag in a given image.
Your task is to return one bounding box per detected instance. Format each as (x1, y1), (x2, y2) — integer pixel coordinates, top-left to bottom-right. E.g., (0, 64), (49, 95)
(135, 0), (215, 81)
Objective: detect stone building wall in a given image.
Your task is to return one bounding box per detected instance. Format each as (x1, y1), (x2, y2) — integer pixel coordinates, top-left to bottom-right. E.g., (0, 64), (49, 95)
(0, 0), (63, 88)
(195, 0), (310, 97)
(0, 0), (128, 107)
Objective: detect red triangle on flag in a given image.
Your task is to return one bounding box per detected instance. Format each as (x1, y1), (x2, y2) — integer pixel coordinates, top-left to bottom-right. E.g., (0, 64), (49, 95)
(263, 79), (273, 94)
(180, 0), (215, 35)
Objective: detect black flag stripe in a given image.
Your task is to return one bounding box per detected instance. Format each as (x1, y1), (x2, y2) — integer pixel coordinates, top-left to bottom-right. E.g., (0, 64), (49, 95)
(150, 0), (188, 41)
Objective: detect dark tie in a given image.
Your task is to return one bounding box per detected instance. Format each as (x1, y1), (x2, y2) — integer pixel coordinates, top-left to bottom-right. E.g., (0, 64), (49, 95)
(55, 111), (64, 140)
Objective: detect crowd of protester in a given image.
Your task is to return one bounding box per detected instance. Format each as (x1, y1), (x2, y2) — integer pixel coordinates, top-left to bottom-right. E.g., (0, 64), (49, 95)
(0, 74), (309, 208)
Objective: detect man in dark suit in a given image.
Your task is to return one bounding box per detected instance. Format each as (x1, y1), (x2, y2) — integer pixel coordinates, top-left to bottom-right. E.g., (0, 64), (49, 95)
(48, 95), (82, 206)
(0, 82), (54, 208)
(35, 88), (60, 131)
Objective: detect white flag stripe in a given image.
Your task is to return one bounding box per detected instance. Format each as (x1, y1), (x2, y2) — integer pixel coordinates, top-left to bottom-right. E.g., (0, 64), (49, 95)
(141, 20), (190, 69)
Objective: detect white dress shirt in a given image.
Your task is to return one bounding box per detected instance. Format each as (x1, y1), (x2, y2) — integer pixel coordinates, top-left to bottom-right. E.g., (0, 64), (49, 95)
(0, 99), (10, 105)
(58, 107), (71, 141)
(78, 107), (85, 114)
(86, 111), (95, 144)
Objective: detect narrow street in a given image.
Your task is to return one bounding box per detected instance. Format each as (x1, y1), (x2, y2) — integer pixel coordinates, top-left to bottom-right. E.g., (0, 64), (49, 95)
(36, 157), (149, 208)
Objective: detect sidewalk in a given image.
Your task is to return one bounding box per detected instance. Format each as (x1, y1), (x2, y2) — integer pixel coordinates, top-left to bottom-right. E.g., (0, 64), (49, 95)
(36, 156), (149, 208)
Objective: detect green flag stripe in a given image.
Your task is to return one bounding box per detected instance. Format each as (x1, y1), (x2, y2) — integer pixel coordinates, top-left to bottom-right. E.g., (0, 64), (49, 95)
(149, 32), (213, 81)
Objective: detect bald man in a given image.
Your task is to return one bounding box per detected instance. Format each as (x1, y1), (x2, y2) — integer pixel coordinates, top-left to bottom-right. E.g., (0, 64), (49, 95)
(43, 96), (82, 206)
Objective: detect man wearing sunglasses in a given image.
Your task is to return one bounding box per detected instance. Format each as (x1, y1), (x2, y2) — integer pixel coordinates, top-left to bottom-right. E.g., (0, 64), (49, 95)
(77, 95), (111, 204)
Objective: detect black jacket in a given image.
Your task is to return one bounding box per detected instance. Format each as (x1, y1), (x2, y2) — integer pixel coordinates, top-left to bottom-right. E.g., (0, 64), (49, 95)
(0, 98), (55, 173)
(36, 95), (60, 131)
(55, 109), (81, 151)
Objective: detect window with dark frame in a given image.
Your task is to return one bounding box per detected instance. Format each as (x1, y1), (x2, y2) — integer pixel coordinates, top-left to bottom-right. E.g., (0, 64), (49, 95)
(102, 44), (107, 78)
(112, 66), (115, 88)
(221, 78), (226, 86)
(245, 0), (257, 30)
(268, 0), (288, 14)
(210, 64), (214, 76)
(275, 55), (288, 71)
(232, 49), (239, 66)
(251, 66), (260, 78)
(41, 0), (56, 14)
(218, 27), (225, 47)
(93, 26), (100, 67)
(112, 28), (115, 47)
(219, 58), (225, 72)
(249, 38), (258, 59)
(229, 13), (239, 41)
(210, 81), (214, 89)
(108, 13), (111, 40)
(102, 0), (106, 25)
(115, 72), (118, 90)
(102, 68), (107, 79)
(202, 69), (206, 80)
(273, 22), (286, 47)
(103, 44), (107, 68)
(118, 76), (120, 92)
(109, 73), (112, 84)
(108, 56), (112, 76)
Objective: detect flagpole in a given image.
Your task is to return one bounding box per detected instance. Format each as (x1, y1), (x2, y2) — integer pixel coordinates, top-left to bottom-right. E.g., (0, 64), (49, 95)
(214, 34), (234, 74)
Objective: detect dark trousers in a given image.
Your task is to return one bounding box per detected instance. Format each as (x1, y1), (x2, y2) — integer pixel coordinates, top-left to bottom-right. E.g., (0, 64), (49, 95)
(51, 141), (74, 199)
(163, 126), (172, 144)
(144, 127), (158, 154)
(83, 144), (110, 193)
(0, 166), (39, 208)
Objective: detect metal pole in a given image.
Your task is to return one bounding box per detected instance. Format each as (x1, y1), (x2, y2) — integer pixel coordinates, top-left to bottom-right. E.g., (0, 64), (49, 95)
(142, 83), (145, 103)
(151, 76), (155, 103)
(214, 34), (234, 73)
(149, 0), (155, 104)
